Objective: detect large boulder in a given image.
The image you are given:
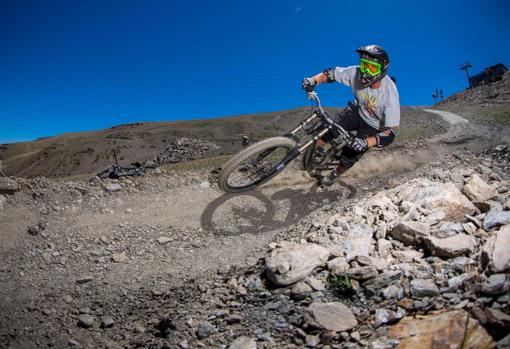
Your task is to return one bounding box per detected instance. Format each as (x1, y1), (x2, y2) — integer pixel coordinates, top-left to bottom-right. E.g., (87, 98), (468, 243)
(481, 224), (510, 273)
(390, 310), (494, 349)
(304, 302), (357, 332)
(397, 179), (476, 221)
(423, 234), (475, 258)
(265, 242), (329, 286)
(463, 174), (498, 202)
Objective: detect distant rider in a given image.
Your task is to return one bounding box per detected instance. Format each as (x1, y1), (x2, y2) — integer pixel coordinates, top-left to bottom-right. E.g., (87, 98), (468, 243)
(302, 44), (400, 186)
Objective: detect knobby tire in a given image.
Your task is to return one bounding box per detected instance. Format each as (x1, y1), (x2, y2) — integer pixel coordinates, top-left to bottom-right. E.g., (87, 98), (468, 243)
(219, 137), (297, 193)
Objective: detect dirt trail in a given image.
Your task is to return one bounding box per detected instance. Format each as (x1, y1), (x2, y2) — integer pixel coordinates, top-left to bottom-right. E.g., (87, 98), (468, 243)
(423, 108), (469, 125)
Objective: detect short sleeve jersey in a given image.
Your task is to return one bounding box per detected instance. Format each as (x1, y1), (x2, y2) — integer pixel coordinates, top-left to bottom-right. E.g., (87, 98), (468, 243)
(334, 66), (400, 130)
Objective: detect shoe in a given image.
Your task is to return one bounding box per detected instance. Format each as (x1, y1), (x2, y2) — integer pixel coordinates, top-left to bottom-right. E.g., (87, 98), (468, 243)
(320, 170), (338, 187)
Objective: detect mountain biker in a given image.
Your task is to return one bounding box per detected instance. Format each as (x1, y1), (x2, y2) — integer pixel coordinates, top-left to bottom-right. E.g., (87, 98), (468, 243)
(302, 44), (400, 187)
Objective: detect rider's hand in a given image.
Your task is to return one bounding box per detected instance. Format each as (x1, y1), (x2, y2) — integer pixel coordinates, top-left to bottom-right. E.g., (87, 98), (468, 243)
(348, 137), (368, 152)
(302, 77), (317, 92)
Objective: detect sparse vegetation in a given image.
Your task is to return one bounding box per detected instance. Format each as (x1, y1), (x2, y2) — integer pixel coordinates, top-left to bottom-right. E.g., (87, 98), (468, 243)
(327, 273), (355, 296)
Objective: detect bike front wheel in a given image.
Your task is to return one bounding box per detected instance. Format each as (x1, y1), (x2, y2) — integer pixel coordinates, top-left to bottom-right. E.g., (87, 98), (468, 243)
(219, 137), (297, 193)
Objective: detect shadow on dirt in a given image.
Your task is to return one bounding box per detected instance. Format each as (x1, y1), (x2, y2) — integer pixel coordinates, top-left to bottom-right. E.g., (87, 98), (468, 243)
(201, 180), (356, 236)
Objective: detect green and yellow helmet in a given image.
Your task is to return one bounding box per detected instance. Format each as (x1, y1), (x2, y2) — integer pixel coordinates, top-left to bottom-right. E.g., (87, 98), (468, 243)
(356, 45), (390, 87)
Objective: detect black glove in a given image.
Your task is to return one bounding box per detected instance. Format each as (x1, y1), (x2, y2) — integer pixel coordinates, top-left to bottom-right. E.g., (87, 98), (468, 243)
(348, 137), (368, 152)
(302, 77), (317, 92)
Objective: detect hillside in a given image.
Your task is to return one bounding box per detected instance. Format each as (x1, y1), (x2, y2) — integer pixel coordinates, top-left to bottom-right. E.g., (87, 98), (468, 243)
(436, 71), (510, 127)
(0, 106), (441, 178)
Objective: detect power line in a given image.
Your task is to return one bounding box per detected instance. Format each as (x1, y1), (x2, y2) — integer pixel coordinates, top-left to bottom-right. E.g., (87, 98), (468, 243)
(0, 79), (289, 128)
(0, 63), (463, 122)
(0, 73), (291, 123)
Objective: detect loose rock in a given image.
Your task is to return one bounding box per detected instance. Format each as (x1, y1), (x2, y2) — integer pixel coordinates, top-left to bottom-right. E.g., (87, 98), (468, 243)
(481, 224), (510, 272)
(77, 314), (95, 328)
(390, 221), (430, 246)
(228, 336), (257, 349)
(0, 177), (19, 194)
(424, 234), (475, 258)
(483, 211), (510, 230)
(112, 252), (128, 263)
(463, 174), (498, 202)
(196, 321), (215, 339)
(410, 279), (439, 297)
(390, 310), (493, 348)
(265, 242), (329, 286)
(304, 302), (357, 332)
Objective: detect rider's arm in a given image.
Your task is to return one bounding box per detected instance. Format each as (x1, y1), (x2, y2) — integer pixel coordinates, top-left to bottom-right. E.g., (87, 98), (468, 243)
(311, 72), (328, 85)
(312, 68), (337, 86)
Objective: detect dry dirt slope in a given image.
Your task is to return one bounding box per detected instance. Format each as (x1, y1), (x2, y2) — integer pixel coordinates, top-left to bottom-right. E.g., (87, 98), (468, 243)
(1, 106), (439, 179)
(0, 107), (323, 178)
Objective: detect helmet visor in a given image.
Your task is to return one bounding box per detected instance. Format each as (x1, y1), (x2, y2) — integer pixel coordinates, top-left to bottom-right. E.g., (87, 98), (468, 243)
(360, 58), (381, 77)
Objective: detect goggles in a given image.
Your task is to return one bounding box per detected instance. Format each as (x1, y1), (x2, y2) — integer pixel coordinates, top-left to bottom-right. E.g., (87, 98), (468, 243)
(360, 58), (382, 77)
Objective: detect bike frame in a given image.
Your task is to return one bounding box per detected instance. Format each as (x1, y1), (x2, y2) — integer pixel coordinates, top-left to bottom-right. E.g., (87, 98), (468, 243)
(253, 92), (353, 177)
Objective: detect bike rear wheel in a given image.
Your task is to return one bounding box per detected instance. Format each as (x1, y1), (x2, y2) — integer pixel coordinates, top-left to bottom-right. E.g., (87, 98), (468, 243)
(219, 137), (297, 193)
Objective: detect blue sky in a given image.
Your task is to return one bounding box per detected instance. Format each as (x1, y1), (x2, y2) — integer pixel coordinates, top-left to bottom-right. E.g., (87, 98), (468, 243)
(1, 0), (509, 143)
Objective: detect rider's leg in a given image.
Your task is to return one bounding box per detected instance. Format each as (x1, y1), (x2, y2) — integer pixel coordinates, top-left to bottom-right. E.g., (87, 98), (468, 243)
(335, 123), (379, 173)
(321, 116), (379, 187)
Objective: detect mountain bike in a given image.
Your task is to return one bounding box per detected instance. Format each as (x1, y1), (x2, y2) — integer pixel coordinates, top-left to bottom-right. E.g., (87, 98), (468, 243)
(95, 149), (155, 179)
(218, 91), (354, 193)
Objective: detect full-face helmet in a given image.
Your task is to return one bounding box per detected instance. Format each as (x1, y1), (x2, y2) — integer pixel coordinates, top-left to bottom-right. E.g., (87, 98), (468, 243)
(356, 45), (390, 87)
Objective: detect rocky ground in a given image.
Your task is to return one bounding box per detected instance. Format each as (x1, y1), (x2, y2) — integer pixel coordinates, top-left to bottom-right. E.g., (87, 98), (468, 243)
(153, 137), (219, 166)
(1, 91), (510, 348)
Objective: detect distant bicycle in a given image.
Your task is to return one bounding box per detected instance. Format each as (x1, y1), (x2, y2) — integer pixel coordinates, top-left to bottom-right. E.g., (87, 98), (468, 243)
(96, 162), (146, 179)
(218, 91), (354, 193)
(95, 149), (154, 179)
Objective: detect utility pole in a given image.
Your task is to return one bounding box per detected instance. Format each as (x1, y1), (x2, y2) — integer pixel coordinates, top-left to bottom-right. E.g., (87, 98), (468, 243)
(460, 61), (473, 88)
(432, 89), (438, 105)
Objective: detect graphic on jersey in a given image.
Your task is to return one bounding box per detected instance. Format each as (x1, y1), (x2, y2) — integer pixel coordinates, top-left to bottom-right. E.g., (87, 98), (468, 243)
(358, 92), (378, 117)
